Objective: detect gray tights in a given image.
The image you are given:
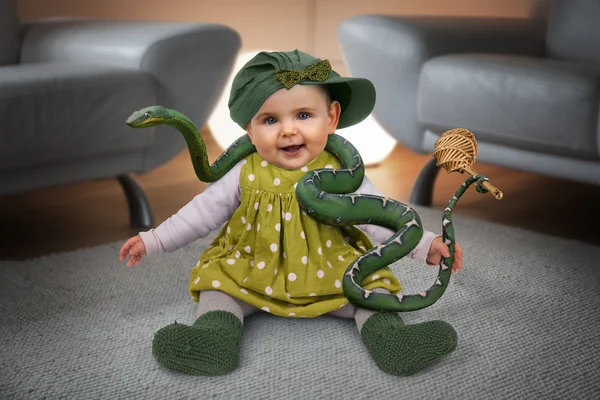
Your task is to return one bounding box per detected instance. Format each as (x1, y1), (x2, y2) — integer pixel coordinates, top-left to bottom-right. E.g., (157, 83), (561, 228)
(197, 290), (387, 332)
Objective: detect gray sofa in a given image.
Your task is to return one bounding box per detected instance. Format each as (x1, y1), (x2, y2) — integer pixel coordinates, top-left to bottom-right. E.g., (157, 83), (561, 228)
(338, 0), (599, 205)
(0, 0), (241, 227)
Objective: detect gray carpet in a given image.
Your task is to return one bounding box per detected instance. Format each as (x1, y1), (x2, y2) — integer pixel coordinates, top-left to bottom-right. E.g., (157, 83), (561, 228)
(1, 205), (599, 399)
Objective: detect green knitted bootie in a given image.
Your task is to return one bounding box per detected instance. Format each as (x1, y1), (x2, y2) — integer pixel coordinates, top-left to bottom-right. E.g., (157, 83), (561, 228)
(152, 311), (244, 376)
(360, 313), (457, 376)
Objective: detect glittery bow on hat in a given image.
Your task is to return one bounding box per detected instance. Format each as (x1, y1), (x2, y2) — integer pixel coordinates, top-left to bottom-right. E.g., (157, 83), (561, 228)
(274, 60), (332, 89)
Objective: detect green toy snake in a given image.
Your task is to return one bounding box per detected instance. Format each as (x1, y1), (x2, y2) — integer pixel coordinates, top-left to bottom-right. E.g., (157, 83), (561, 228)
(127, 105), (497, 312)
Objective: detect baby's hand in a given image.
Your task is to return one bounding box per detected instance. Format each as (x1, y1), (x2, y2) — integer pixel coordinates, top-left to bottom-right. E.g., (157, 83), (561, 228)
(426, 236), (463, 274)
(119, 235), (147, 267)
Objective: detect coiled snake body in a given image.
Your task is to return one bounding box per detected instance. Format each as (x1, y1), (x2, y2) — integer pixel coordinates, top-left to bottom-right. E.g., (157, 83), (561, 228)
(127, 105), (496, 312)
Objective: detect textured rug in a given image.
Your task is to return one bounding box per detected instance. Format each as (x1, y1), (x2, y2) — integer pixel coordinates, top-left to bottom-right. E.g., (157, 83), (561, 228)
(1, 205), (599, 399)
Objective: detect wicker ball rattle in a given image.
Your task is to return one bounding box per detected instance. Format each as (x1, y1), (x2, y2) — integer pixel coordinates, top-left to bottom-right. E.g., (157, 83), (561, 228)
(433, 128), (503, 200)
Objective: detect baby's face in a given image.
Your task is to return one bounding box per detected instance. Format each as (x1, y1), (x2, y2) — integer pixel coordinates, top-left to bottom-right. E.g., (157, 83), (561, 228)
(246, 85), (340, 170)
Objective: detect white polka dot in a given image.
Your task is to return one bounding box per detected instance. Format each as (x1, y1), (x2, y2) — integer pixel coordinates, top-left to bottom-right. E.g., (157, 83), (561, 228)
(247, 223), (252, 230)
(265, 286), (273, 295)
(285, 212), (292, 221)
(261, 306), (270, 312)
(227, 226), (231, 234)
(301, 166), (308, 172)
(338, 255), (344, 261)
(273, 178), (281, 186)
(301, 256), (308, 265)
(254, 202), (259, 210)
(261, 160), (268, 167)
(317, 269), (324, 278)
(255, 189), (259, 194)
(326, 240), (332, 248)
(327, 261), (332, 268)
(270, 243), (278, 252)
(235, 251), (240, 258)
(309, 293), (317, 297)
(372, 274), (380, 281)
(317, 247), (323, 255)
(274, 268), (278, 275)
(293, 182), (298, 189)
(302, 211), (307, 216)
(335, 279), (341, 288)
(383, 278), (391, 285)
(257, 223), (261, 231)
(240, 288), (248, 294)
(243, 277), (248, 283)
(275, 223), (281, 232)
(228, 245), (233, 251)
(282, 211), (285, 219)
(300, 231), (305, 239)
(286, 293), (291, 298)
(257, 261), (265, 269)
(248, 174), (255, 181)
(245, 246), (251, 253)
(193, 277), (200, 284)
(250, 260), (255, 267)
(202, 264), (209, 269)
(241, 159), (247, 165)
(227, 259), (235, 265)
(325, 164), (333, 169)
(283, 252), (287, 259)
(212, 280), (221, 288)
(267, 204), (273, 212)
(288, 273), (297, 281)
(241, 216), (246, 223)
(288, 312), (296, 316)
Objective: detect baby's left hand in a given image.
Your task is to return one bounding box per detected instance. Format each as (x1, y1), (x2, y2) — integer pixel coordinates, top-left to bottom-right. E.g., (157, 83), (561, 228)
(426, 236), (463, 274)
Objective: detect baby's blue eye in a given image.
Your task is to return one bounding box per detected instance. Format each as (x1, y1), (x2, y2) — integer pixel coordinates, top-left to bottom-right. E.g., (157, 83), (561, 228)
(298, 112), (310, 120)
(264, 117), (277, 125)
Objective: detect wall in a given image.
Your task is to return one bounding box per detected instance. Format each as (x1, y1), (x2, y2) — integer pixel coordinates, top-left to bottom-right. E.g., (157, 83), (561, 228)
(19, 0), (541, 74)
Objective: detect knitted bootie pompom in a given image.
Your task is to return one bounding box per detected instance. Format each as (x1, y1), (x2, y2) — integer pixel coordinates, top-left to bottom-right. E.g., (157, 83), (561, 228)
(152, 310), (244, 376)
(361, 312), (457, 376)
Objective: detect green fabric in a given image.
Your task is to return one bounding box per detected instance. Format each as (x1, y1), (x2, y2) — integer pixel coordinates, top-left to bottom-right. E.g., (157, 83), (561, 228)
(228, 49), (376, 130)
(361, 313), (458, 376)
(151, 311), (244, 376)
(189, 150), (401, 318)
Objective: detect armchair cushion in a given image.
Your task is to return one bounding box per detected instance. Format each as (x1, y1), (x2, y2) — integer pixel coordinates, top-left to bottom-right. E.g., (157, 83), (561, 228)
(0, 63), (156, 173)
(0, 0), (20, 66)
(546, 0), (600, 64)
(418, 53), (600, 159)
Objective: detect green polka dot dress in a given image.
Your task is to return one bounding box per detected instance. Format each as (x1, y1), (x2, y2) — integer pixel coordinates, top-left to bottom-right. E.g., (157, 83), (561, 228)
(188, 150), (402, 318)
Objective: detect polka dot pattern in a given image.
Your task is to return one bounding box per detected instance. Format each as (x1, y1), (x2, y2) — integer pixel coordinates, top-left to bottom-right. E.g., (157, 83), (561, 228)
(188, 151), (402, 318)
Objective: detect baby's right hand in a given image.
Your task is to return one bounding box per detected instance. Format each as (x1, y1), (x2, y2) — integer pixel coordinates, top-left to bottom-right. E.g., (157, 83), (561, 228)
(119, 235), (147, 267)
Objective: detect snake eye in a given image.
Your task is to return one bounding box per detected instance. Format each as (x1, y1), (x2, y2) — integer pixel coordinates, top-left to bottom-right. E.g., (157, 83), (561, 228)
(144, 112), (150, 118)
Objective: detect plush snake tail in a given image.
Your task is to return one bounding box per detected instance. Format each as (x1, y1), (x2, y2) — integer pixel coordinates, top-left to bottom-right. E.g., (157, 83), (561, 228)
(342, 174), (491, 313)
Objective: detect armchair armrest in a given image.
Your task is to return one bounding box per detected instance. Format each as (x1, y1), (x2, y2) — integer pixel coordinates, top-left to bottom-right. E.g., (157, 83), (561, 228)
(338, 15), (547, 152)
(20, 18), (241, 168)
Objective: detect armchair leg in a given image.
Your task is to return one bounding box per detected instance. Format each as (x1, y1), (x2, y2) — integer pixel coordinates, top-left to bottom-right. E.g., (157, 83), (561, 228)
(117, 174), (155, 229)
(409, 158), (440, 206)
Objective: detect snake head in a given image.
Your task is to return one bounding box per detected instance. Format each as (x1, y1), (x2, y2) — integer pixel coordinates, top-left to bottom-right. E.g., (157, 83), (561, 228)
(126, 105), (169, 128)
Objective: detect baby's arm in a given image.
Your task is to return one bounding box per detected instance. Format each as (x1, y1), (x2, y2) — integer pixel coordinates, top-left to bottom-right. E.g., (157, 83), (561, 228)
(353, 175), (438, 263)
(139, 161), (243, 257)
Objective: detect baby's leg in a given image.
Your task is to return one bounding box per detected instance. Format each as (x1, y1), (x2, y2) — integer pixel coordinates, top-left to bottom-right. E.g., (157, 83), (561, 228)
(333, 289), (458, 376)
(152, 291), (256, 376)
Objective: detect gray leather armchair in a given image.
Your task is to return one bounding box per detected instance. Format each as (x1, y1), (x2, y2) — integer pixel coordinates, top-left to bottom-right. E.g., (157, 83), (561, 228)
(338, 0), (599, 205)
(0, 0), (241, 227)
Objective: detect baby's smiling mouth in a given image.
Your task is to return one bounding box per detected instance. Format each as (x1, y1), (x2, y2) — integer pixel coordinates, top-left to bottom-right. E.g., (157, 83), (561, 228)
(280, 144), (305, 154)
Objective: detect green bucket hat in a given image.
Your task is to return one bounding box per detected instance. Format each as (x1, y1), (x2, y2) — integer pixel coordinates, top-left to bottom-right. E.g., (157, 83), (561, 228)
(228, 49), (376, 130)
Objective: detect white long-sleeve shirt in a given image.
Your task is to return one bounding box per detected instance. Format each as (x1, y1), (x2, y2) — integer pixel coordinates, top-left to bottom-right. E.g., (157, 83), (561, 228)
(140, 161), (438, 262)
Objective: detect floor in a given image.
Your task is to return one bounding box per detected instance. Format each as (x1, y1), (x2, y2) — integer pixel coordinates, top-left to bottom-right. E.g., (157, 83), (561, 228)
(1, 128), (599, 260)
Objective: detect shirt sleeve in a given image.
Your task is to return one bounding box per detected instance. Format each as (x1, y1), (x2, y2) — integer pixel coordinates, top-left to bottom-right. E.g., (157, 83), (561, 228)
(354, 175), (440, 263)
(139, 161), (243, 257)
